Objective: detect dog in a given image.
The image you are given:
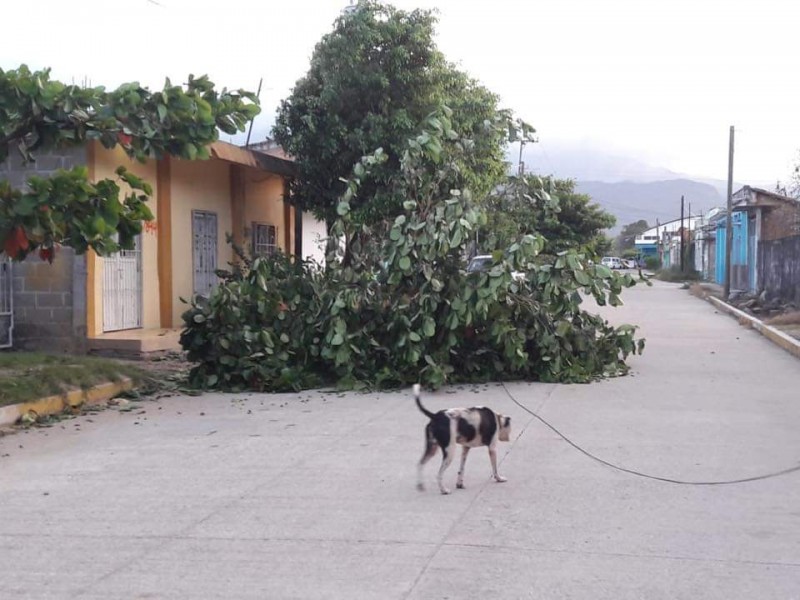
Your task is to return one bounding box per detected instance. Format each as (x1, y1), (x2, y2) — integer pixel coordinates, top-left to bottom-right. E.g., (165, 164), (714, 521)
(414, 384), (511, 494)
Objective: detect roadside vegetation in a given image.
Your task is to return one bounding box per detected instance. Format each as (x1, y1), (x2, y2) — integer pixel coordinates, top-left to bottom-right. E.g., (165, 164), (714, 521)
(180, 2), (645, 392)
(655, 267), (702, 283)
(0, 352), (149, 407)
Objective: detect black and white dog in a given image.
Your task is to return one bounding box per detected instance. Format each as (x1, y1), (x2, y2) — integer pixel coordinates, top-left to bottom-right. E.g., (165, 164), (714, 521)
(414, 384), (511, 494)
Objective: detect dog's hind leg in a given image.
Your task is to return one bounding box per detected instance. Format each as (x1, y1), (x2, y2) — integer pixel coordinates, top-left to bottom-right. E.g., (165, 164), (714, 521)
(437, 445), (455, 495)
(417, 427), (438, 491)
(488, 444), (507, 483)
(456, 446), (470, 489)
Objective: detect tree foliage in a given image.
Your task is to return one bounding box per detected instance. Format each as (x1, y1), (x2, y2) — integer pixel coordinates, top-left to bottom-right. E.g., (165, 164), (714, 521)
(615, 219), (650, 254)
(479, 176), (615, 259)
(272, 0), (527, 229)
(0, 65), (259, 260)
(181, 111), (644, 391)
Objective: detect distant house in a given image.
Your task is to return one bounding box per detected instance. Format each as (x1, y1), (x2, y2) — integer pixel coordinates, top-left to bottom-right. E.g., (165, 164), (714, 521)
(246, 140), (327, 265)
(634, 216), (703, 266)
(696, 209), (726, 282)
(715, 186), (800, 301)
(3, 140), (306, 354)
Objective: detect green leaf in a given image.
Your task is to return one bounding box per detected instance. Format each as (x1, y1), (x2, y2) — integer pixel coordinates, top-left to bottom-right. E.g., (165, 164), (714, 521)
(574, 270), (591, 286)
(399, 256), (411, 271)
(423, 317), (436, 337)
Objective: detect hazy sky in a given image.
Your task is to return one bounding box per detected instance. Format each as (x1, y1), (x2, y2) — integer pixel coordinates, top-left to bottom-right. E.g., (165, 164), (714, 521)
(3, 0), (798, 185)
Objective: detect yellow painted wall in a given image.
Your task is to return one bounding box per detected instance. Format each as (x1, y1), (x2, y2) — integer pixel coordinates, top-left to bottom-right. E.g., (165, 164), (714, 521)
(243, 170), (289, 253)
(170, 157), (233, 326)
(89, 144), (293, 332)
(90, 144), (160, 334)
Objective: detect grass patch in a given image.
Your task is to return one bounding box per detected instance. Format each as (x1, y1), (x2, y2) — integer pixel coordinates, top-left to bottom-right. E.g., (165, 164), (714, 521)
(655, 267), (702, 282)
(0, 352), (151, 408)
(765, 311), (800, 327)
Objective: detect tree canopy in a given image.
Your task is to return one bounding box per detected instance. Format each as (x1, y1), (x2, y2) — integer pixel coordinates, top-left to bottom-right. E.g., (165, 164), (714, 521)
(1, 65), (259, 260)
(615, 219), (650, 253)
(272, 0), (527, 228)
(480, 175), (615, 258)
(182, 110), (643, 391)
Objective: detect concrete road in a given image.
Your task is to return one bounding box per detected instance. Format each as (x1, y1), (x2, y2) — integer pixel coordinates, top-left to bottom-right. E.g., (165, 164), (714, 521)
(2, 281), (800, 599)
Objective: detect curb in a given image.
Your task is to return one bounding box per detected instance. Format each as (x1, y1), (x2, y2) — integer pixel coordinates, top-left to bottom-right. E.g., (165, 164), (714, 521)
(707, 296), (800, 359)
(0, 377), (134, 428)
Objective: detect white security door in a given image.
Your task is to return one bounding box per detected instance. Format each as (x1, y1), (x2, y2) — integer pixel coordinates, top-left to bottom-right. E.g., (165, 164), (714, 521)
(192, 210), (218, 296)
(103, 236), (142, 332)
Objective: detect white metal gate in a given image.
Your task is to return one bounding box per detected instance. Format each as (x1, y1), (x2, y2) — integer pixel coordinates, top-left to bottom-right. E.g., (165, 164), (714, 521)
(193, 210), (218, 296)
(103, 236), (142, 332)
(0, 256), (12, 348)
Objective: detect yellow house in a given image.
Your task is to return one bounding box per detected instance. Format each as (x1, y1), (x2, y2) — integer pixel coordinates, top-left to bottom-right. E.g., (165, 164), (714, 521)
(81, 140), (297, 355)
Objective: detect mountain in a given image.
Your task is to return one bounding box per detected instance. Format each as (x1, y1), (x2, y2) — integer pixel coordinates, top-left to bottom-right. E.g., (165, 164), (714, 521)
(575, 179), (724, 235)
(516, 143), (730, 235)
(522, 143), (681, 183)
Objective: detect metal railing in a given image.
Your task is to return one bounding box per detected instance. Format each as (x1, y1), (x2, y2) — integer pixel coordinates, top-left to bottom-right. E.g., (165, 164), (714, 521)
(0, 256), (12, 348)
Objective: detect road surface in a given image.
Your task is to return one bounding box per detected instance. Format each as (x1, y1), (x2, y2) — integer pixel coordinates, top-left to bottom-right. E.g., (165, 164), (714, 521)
(2, 280), (799, 599)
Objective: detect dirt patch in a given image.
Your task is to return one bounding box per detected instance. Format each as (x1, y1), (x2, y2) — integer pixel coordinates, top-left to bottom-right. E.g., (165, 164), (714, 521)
(765, 311), (800, 327)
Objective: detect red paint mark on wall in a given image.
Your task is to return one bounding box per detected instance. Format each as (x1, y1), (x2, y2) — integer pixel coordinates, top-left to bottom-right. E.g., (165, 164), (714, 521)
(144, 221), (158, 234)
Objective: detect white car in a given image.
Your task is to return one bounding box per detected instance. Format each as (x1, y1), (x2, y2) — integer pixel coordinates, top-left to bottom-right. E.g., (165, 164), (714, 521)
(601, 256), (625, 270)
(467, 255), (525, 281)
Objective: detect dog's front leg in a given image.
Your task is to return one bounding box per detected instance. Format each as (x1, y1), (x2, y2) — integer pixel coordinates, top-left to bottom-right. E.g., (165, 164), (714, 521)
(456, 446), (470, 489)
(488, 445), (507, 483)
(437, 447), (455, 494)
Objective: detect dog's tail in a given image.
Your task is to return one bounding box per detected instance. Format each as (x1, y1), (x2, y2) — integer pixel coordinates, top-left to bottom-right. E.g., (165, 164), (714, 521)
(413, 384), (436, 419)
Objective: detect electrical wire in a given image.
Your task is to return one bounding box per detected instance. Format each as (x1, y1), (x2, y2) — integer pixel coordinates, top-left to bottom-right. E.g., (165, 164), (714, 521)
(501, 382), (800, 486)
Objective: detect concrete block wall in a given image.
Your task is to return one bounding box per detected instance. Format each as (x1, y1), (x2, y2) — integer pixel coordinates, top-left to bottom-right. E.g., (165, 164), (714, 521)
(2, 145), (89, 353)
(2, 144), (87, 189)
(762, 201), (800, 242)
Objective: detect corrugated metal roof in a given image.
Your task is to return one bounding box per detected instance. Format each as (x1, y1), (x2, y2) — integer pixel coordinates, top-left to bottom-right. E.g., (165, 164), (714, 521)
(209, 141), (296, 178)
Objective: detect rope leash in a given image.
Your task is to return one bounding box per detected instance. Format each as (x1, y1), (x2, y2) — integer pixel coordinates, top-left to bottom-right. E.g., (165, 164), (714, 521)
(500, 382), (800, 486)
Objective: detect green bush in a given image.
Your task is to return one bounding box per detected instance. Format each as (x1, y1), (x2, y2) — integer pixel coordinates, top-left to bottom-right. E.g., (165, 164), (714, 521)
(180, 110), (645, 391)
(644, 256), (661, 270)
(655, 267), (702, 282)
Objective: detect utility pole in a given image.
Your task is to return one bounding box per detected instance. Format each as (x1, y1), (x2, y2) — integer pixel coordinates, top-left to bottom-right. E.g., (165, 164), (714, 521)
(655, 219), (660, 265)
(680, 195), (685, 272)
(723, 126), (735, 298)
(517, 140), (527, 176)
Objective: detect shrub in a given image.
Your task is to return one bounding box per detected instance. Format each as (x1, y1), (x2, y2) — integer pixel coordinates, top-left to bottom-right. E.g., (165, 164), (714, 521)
(644, 256), (661, 270)
(655, 267), (701, 282)
(180, 110), (645, 391)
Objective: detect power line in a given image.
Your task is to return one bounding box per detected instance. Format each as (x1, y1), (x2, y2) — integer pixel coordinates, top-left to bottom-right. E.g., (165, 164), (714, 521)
(501, 383), (800, 486)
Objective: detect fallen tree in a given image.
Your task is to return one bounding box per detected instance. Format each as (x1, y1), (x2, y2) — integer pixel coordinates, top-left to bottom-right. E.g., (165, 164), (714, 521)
(180, 110), (644, 391)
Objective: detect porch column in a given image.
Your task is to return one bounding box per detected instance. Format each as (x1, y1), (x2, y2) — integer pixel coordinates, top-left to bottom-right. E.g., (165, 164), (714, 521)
(157, 156), (173, 328)
(230, 165), (247, 249)
(85, 141), (99, 338)
(283, 179), (293, 254)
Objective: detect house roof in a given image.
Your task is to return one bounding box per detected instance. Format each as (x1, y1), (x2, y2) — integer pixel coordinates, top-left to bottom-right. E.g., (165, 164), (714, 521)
(733, 185), (799, 208)
(244, 140), (293, 161)
(209, 141), (296, 178)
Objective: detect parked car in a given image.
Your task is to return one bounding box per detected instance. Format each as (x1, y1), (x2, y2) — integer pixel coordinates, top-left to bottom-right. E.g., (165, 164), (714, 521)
(467, 254), (525, 281)
(601, 256), (625, 270)
(622, 258), (637, 269)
